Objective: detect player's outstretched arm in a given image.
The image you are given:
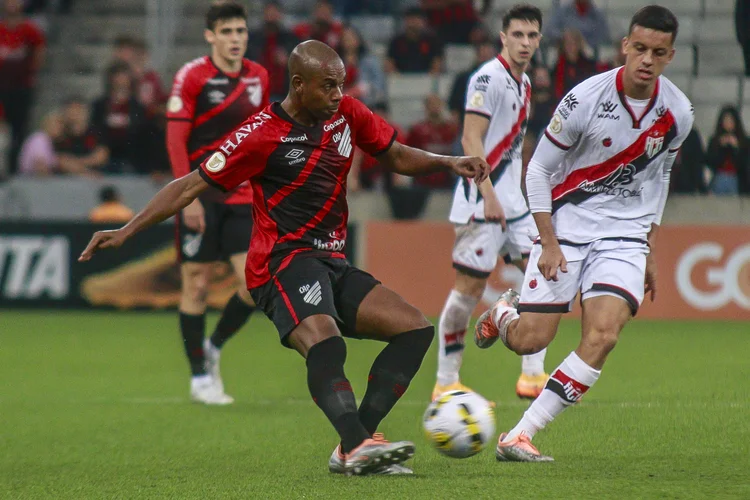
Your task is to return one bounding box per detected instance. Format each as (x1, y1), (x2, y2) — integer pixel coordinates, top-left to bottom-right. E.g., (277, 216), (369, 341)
(78, 170), (209, 262)
(378, 141), (490, 184)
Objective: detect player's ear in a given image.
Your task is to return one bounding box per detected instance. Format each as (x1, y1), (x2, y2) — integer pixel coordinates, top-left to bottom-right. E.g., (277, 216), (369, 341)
(499, 30), (507, 46)
(291, 74), (304, 95)
(620, 36), (628, 56)
(204, 28), (215, 45)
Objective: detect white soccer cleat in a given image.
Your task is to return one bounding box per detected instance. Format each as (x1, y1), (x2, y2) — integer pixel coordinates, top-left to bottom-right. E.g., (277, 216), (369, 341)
(190, 375), (234, 405)
(203, 338), (224, 393)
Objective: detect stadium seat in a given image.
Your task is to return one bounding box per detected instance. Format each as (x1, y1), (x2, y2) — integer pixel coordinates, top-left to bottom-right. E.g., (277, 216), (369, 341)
(692, 103), (718, 140)
(690, 76), (740, 104)
(696, 17), (736, 44)
(698, 44), (745, 76)
(445, 45), (475, 74)
(76, 16), (146, 43)
(371, 43), (387, 61)
(742, 105), (750, 129)
(350, 16), (395, 45)
(437, 74), (455, 100)
(602, 0), (701, 17)
(744, 79), (750, 103)
(389, 96), (425, 129)
(387, 74), (437, 99)
(704, 0), (735, 15)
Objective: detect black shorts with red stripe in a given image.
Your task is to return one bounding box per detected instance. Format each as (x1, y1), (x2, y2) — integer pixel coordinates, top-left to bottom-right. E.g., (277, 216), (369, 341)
(249, 254), (381, 347)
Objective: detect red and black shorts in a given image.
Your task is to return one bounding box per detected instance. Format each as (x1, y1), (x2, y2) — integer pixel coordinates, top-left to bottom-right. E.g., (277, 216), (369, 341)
(250, 254), (381, 348)
(176, 201), (252, 263)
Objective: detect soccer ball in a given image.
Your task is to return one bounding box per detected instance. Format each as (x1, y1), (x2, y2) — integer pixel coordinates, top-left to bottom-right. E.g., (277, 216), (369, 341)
(423, 390), (496, 458)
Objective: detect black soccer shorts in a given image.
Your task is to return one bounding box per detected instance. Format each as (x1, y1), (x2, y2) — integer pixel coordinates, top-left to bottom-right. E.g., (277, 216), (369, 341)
(176, 201), (252, 263)
(250, 254), (381, 348)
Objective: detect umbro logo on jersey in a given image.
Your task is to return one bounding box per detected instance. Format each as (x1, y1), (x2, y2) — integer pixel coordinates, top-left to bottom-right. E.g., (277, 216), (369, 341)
(476, 74), (491, 85)
(337, 124), (352, 158)
(299, 281), (322, 306)
(286, 148), (307, 165)
(209, 90), (226, 103)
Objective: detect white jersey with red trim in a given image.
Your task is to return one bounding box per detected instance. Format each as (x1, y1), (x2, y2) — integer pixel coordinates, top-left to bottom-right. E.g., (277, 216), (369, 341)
(449, 55), (532, 223)
(540, 67), (694, 243)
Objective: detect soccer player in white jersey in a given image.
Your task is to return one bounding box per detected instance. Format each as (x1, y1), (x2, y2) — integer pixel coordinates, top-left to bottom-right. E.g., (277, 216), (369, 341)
(433, 4), (549, 402)
(474, 5), (694, 461)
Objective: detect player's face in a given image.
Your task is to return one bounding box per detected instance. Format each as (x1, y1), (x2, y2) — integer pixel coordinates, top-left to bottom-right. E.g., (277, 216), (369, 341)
(500, 19), (541, 67)
(206, 18), (248, 64)
(623, 25), (674, 88)
(301, 61), (346, 121)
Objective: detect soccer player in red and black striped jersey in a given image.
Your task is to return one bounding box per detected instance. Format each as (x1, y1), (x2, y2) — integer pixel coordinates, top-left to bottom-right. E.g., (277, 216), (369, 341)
(79, 40), (489, 476)
(166, 2), (269, 405)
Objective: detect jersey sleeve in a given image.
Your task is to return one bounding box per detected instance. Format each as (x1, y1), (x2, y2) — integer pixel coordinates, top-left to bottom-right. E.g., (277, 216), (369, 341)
(464, 69), (501, 119)
(346, 97), (397, 156)
(166, 63), (201, 122)
(544, 86), (588, 150)
(668, 99), (695, 152)
(198, 113), (272, 191)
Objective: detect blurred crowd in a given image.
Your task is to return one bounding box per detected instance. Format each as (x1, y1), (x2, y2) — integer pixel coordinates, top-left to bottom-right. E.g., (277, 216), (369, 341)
(1, 0), (749, 204)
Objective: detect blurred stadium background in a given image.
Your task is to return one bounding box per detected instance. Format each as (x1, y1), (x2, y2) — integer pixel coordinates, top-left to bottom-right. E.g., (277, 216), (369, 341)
(1, 1), (749, 497)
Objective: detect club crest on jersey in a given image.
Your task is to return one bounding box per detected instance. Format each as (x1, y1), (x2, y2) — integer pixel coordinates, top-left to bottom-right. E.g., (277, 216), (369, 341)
(645, 135), (664, 159)
(246, 84), (263, 107)
(336, 124), (352, 158)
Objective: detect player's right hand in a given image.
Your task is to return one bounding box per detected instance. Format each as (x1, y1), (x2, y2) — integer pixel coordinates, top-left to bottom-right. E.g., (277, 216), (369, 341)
(538, 243), (568, 282)
(483, 194), (507, 230)
(78, 229), (128, 262)
(183, 198), (205, 233)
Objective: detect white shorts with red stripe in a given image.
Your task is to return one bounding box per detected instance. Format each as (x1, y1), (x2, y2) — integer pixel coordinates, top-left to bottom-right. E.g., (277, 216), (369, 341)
(518, 238), (649, 315)
(451, 213), (537, 278)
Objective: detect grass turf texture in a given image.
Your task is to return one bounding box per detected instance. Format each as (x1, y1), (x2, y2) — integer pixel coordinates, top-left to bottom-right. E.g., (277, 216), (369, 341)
(1, 311), (748, 499)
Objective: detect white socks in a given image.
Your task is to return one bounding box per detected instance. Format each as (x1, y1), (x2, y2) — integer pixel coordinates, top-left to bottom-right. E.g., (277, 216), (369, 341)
(521, 348), (547, 376)
(436, 290), (479, 386)
(505, 351), (601, 441)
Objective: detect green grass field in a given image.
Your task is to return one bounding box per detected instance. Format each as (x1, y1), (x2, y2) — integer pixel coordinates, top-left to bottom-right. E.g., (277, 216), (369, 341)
(1, 311), (749, 499)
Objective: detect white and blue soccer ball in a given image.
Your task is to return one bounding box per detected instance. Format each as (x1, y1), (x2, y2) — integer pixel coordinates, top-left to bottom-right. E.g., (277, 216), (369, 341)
(423, 390), (496, 458)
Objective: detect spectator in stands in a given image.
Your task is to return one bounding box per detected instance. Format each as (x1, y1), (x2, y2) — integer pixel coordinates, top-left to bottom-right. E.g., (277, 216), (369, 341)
(91, 62), (150, 174)
(528, 66), (555, 139)
(0, 0), (46, 176)
(670, 127), (708, 194)
(56, 96), (108, 175)
(706, 105), (750, 195)
(405, 93), (457, 189)
(294, 0), (343, 48)
(247, 1), (299, 103)
(338, 0), (396, 15)
(552, 28), (598, 101)
(18, 110), (62, 176)
(349, 102), (404, 191)
(596, 36), (627, 72)
(385, 7), (443, 74)
(420, 0), (480, 45)
(448, 40), (497, 126)
(736, 0), (750, 76)
(112, 36), (167, 117)
(545, 0), (609, 53)
(339, 25), (387, 107)
(88, 185), (134, 223)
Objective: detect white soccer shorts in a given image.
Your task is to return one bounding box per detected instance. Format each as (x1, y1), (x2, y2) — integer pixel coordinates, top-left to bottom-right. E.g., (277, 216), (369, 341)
(452, 214), (537, 278)
(518, 238), (649, 315)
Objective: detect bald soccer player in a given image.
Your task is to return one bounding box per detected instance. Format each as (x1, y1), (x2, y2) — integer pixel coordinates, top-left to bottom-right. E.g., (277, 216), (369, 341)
(79, 40), (489, 476)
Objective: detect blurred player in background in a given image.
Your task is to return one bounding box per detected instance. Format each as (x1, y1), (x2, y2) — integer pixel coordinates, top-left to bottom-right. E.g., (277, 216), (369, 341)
(79, 40), (489, 476)
(434, 4), (548, 402)
(166, 2), (269, 405)
(475, 5), (693, 461)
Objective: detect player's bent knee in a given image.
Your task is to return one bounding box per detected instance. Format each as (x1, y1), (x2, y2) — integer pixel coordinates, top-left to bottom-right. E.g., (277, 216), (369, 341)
(237, 287), (255, 306)
(583, 326), (620, 356)
(288, 315), (342, 357)
(454, 272), (487, 299)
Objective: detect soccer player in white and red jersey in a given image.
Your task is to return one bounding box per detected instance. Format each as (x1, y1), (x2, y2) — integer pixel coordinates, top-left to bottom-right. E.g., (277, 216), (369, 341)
(79, 41), (489, 476)
(434, 4), (549, 402)
(474, 5), (694, 461)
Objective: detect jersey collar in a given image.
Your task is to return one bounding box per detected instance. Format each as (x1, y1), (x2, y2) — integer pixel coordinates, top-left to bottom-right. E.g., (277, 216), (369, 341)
(615, 66), (660, 129)
(497, 54), (522, 95)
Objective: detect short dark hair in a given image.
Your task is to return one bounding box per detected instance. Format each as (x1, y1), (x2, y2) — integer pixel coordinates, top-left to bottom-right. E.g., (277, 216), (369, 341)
(629, 5), (679, 43)
(205, 1), (247, 31)
(502, 4), (543, 32)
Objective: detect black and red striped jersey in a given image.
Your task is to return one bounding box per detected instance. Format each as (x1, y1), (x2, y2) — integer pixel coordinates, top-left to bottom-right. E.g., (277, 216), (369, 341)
(198, 96), (397, 288)
(167, 56), (269, 204)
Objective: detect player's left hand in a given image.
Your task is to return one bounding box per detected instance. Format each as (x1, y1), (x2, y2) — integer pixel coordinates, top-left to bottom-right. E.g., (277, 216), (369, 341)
(644, 253), (657, 301)
(451, 156), (490, 184)
(78, 229), (129, 262)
